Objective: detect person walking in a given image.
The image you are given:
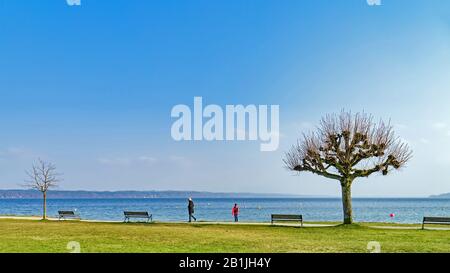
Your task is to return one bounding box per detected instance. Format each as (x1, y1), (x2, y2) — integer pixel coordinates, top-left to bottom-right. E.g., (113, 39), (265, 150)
(188, 197), (196, 222)
(232, 203), (239, 222)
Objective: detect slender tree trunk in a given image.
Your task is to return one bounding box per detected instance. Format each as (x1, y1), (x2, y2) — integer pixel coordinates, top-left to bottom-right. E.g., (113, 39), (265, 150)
(341, 179), (353, 224)
(42, 191), (47, 220)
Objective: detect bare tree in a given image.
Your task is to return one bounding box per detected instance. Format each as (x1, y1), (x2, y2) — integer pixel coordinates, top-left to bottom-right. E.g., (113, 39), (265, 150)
(284, 111), (412, 224)
(24, 159), (62, 220)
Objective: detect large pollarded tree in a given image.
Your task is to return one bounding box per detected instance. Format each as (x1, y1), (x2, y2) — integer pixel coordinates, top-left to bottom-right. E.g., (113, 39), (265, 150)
(284, 111), (412, 224)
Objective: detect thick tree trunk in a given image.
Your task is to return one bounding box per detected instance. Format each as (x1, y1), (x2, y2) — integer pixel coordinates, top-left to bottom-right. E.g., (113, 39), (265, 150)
(42, 191), (47, 220)
(341, 179), (353, 224)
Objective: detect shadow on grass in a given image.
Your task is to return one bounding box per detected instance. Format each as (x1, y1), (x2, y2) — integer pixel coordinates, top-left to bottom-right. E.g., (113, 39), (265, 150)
(333, 223), (368, 229)
(123, 221), (156, 225)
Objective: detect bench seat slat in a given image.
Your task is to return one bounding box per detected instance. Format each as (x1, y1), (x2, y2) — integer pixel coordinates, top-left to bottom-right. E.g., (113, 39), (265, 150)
(271, 218), (302, 221)
(423, 217), (450, 223)
(272, 214), (302, 218)
(272, 214), (302, 219)
(59, 211), (76, 215)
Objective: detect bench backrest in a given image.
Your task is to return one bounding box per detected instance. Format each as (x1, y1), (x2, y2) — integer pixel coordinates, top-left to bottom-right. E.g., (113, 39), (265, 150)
(58, 211), (76, 216)
(124, 211), (149, 217)
(271, 214), (302, 220)
(423, 217), (450, 223)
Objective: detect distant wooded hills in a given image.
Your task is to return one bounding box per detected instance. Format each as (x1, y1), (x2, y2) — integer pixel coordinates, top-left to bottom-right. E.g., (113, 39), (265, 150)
(0, 189), (306, 199)
(429, 193), (450, 199)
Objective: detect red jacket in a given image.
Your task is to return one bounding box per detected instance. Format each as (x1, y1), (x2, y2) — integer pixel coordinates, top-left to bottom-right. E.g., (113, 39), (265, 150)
(232, 206), (239, 216)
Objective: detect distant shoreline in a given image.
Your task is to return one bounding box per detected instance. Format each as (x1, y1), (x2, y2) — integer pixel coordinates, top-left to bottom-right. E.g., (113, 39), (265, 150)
(0, 189), (317, 199)
(0, 189), (440, 199)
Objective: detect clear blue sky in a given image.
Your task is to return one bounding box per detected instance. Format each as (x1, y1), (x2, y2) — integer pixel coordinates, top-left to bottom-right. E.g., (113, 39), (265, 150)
(1, 0), (450, 196)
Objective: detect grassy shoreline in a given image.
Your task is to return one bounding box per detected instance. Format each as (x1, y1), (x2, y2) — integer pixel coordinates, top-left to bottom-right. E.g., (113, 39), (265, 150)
(1, 218), (450, 253)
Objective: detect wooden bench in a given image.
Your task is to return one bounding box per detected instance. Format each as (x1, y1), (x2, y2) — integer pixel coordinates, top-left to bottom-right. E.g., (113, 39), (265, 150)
(422, 217), (450, 229)
(124, 211), (152, 223)
(58, 211), (80, 220)
(271, 214), (303, 227)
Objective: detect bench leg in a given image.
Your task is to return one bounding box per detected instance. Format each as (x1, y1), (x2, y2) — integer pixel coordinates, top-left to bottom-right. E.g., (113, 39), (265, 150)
(422, 222), (425, 230)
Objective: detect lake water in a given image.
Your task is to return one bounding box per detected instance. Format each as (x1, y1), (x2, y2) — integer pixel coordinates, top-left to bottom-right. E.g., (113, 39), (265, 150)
(1, 198), (449, 223)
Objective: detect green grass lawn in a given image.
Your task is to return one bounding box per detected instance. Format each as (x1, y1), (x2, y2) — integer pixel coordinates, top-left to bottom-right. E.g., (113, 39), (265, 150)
(1, 219), (450, 253)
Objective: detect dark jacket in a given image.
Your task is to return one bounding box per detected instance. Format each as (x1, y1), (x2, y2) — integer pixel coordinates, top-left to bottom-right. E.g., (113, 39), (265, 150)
(188, 200), (195, 214)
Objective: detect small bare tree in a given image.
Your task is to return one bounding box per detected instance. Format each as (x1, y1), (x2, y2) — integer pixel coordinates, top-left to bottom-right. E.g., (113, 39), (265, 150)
(25, 159), (62, 220)
(284, 111), (412, 224)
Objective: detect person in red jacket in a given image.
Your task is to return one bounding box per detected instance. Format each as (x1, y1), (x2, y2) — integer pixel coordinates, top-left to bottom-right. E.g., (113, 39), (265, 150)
(232, 203), (239, 222)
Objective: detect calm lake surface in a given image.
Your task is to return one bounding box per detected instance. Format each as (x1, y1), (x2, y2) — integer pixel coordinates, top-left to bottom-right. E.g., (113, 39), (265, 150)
(1, 198), (449, 223)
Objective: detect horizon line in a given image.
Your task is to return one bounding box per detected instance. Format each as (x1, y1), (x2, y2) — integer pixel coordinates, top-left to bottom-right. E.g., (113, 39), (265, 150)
(0, 188), (440, 198)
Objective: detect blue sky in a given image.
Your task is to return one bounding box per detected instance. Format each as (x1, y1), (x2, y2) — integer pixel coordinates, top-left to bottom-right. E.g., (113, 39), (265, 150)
(1, 0), (450, 196)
